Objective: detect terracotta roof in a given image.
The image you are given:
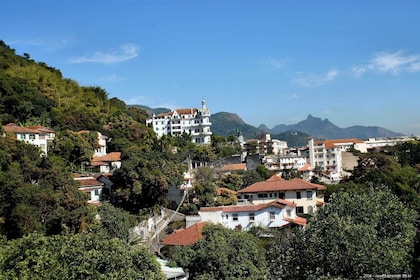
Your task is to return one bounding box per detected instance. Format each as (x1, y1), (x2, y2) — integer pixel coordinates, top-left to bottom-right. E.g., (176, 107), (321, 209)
(299, 163), (313, 172)
(26, 126), (54, 133)
(315, 138), (363, 149)
(76, 178), (103, 187)
(238, 177), (326, 193)
(92, 152), (121, 164)
(221, 163), (247, 172)
(200, 199), (294, 213)
(157, 108), (198, 118)
(161, 222), (208, 246)
(266, 174), (284, 182)
(283, 216), (307, 226)
(3, 124), (40, 134)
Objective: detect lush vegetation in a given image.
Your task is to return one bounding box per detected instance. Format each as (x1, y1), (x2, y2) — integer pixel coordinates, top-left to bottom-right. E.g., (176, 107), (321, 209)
(171, 224), (268, 280)
(1, 39), (420, 279)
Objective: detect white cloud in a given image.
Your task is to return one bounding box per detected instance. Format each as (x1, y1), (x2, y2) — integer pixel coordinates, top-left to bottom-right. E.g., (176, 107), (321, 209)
(288, 93), (299, 99)
(14, 36), (75, 52)
(352, 50), (420, 77)
(69, 44), (139, 64)
(260, 57), (287, 70)
(292, 70), (339, 88)
(100, 73), (126, 83)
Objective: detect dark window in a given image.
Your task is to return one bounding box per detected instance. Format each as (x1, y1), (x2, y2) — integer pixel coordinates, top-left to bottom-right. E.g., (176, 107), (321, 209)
(296, 206), (304, 214)
(233, 214), (238, 221)
(279, 192), (285, 199)
(296, 191), (301, 199)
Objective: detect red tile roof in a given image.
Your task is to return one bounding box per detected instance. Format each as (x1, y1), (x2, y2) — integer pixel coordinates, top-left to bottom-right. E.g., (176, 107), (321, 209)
(299, 163), (313, 172)
(157, 108), (198, 118)
(283, 216), (307, 226)
(3, 124), (40, 134)
(91, 152), (121, 165)
(315, 138), (363, 149)
(161, 222), (208, 246)
(238, 177), (326, 193)
(221, 163), (246, 171)
(200, 199), (295, 213)
(266, 174), (284, 182)
(26, 126), (54, 133)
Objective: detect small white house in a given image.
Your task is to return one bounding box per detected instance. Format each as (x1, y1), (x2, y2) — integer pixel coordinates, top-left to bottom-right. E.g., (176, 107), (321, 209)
(74, 176), (103, 206)
(2, 123), (55, 155)
(196, 199), (306, 231)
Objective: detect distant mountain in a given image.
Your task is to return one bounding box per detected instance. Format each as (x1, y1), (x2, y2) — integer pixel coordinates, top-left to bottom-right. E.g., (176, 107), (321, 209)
(210, 112), (262, 139)
(263, 114), (404, 140)
(131, 104), (404, 144)
(130, 105), (170, 116)
(210, 112), (311, 147)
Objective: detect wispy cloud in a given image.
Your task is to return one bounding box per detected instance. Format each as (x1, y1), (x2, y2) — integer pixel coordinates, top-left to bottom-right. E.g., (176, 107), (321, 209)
(352, 50), (420, 77)
(13, 36), (75, 52)
(69, 44), (139, 64)
(292, 70), (338, 88)
(99, 73), (126, 83)
(288, 93), (299, 100)
(260, 57), (287, 70)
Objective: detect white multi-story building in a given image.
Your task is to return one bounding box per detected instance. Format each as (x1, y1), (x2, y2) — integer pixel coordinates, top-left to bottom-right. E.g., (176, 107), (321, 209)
(2, 123), (55, 155)
(146, 100), (212, 145)
(308, 138), (367, 180)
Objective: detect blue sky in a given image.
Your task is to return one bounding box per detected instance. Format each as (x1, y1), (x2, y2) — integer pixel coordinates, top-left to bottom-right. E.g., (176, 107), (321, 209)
(2, 1), (420, 135)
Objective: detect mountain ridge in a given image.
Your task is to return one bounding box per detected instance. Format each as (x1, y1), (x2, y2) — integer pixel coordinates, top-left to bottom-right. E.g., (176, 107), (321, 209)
(133, 104), (404, 145)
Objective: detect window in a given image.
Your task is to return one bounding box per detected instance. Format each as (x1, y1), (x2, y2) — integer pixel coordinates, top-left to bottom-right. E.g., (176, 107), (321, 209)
(249, 213), (255, 221)
(279, 192), (285, 199)
(19, 134), (25, 140)
(232, 214), (238, 221)
(29, 134), (35, 140)
(308, 206), (314, 214)
(286, 210), (291, 217)
(258, 193), (268, 198)
(307, 191), (313, 200)
(269, 212), (275, 221)
(296, 207), (304, 214)
(94, 189), (99, 196)
(296, 191), (301, 199)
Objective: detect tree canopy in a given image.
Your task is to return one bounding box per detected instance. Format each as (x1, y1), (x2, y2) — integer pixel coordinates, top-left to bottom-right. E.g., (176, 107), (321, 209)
(0, 232), (165, 280)
(267, 186), (418, 279)
(171, 224), (268, 280)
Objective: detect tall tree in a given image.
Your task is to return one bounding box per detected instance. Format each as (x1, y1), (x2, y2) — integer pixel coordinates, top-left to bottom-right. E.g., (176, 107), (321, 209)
(267, 186), (417, 279)
(0, 232), (165, 280)
(171, 224), (267, 279)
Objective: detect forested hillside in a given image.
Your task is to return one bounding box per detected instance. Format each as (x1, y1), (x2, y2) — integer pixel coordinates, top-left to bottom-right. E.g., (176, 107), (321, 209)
(1, 40), (420, 279)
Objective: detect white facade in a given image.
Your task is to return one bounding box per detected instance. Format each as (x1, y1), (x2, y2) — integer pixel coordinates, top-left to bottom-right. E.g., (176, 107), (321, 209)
(2, 124), (55, 155)
(146, 100), (212, 145)
(364, 137), (416, 149)
(197, 200), (304, 230)
(237, 176), (326, 214)
(264, 154), (307, 171)
(308, 138), (367, 180)
(74, 176), (103, 205)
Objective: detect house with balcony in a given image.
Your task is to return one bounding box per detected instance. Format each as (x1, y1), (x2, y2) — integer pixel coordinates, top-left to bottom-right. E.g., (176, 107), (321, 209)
(2, 123), (55, 155)
(187, 199), (306, 231)
(146, 100), (212, 145)
(237, 174), (325, 214)
(308, 138), (367, 180)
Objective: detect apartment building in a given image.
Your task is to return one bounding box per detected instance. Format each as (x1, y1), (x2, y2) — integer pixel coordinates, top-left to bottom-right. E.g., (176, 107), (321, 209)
(308, 138), (367, 180)
(146, 100), (212, 144)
